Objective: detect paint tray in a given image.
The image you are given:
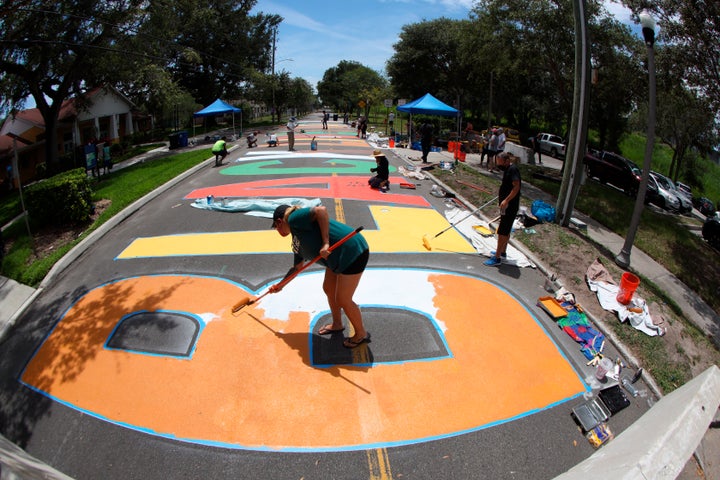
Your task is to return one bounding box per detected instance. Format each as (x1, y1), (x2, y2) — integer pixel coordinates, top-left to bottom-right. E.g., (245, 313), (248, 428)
(537, 296), (568, 319)
(571, 398), (611, 432)
(472, 225), (494, 236)
(598, 385), (631, 415)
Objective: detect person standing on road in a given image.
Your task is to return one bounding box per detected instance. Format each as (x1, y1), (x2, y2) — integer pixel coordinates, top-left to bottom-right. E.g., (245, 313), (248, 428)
(420, 121), (433, 163)
(496, 127), (506, 156)
(479, 130), (490, 167)
(286, 116), (298, 151)
(321, 110), (328, 130)
(271, 204), (371, 348)
(532, 134), (543, 164)
(487, 129), (499, 172)
(485, 152), (522, 267)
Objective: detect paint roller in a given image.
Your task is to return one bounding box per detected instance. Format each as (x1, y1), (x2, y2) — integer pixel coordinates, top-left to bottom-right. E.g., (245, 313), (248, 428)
(232, 226), (364, 314)
(422, 195), (499, 251)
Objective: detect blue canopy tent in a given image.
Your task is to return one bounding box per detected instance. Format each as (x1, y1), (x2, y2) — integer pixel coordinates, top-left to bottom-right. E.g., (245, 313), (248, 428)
(396, 93), (460, 144)
(193, 99), (242, 141)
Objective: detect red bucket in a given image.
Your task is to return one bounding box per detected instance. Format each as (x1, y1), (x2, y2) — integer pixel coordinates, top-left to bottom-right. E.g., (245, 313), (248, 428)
(448, 141), (456, 153)
(389, 138), (395, 148)
(616, 272), (640, 304)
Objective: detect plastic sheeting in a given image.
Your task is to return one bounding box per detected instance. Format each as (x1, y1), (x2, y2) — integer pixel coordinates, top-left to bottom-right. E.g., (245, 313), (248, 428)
(191, 197), (322, 217)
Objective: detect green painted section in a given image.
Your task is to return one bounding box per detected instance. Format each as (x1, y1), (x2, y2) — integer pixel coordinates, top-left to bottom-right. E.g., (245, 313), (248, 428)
(220, 159), (398, 176)
(299, 130), (357, 136)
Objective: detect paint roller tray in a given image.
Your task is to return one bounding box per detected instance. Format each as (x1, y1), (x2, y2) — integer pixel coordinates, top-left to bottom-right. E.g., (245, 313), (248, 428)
(472, 225), (494, 236)
(537, 296), (568, 319)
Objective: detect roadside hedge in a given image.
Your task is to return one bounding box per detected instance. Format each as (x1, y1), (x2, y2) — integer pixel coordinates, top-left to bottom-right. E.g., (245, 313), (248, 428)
(25, 168), (93, 226)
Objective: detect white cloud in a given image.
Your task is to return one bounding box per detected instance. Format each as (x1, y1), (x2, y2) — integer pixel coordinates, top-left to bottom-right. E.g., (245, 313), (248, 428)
(603, 0), (635, 24)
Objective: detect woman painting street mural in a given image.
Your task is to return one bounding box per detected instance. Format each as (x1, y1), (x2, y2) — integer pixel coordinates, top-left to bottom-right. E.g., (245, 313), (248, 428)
(270, 204), (371, 348)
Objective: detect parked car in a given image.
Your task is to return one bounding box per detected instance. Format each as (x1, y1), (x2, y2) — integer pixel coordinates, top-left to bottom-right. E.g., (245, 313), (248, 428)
(702, 213), (720, 249)
(583, 149), (642, 196)
(673, 187), (693, 214)
(675, 181), (692, 202)
(694, 196), (716, 216)
(645, 171), (681, 212)
(537, 133), (566, 159)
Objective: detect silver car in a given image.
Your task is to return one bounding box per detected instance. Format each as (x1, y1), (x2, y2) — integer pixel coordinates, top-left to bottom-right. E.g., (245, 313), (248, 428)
(669, 181), (693, 214)
(646, 172), (681, 212)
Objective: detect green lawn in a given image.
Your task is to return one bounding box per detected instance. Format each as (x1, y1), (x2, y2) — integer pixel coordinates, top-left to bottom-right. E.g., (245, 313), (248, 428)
(1, 148), (211, 286)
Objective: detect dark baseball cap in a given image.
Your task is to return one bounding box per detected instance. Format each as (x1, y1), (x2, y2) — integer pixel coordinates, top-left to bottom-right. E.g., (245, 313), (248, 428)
(271, 204), (291, 228)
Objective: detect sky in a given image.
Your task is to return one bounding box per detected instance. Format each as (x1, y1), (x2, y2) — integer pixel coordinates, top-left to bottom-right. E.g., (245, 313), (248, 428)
(252, 0), (636, 89)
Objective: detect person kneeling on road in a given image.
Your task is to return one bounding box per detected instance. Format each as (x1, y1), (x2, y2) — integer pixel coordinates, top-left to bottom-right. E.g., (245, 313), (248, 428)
(247, 131), (258, 148)
(368, 149), (390, 192)
(212, 136), (228, 166)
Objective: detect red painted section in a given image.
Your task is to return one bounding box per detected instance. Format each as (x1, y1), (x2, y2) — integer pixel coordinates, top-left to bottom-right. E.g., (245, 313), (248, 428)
(185, 176), (430, 207)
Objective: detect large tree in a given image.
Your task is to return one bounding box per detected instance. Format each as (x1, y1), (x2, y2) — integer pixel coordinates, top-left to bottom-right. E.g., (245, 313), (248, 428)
(141, 0), (281, 107)
(463, 0), (641, 145)
(648, 46), (718, 183)
(386, 18), (472, 110)
(622, 0), (720, 113)
(316, 61), (387, 114)
(0, 0), (146, 164)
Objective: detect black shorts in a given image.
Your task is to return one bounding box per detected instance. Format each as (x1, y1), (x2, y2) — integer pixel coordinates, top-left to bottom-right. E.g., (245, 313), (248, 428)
(497, 210), (518, 236)
(340, 249), (369, 275)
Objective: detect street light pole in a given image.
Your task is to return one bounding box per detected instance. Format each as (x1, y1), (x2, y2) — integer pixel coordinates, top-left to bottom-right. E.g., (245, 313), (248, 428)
(271, 27), (277, 124)
(615, 11), (657, 269)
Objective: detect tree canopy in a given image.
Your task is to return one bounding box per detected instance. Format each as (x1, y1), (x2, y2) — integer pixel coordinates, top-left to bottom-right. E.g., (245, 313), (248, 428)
(316, 61), (388, 115)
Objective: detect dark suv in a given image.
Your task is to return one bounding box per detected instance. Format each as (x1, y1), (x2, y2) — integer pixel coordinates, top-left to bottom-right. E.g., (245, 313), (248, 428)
(584, 149), (642, 196)
(702, 213), (720, 249)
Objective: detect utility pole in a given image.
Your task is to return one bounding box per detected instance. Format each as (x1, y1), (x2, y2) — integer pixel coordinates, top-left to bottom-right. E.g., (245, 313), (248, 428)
(271, 27), (277, 124)
(486, 72), (493, 131)
(555, 0), (591, 227)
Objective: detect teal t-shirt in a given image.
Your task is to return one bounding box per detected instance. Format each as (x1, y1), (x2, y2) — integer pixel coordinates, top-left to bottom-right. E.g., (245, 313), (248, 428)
(288, 208), (369, 273)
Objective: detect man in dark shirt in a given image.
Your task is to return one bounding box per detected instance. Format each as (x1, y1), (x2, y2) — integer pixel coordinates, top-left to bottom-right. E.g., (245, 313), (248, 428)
(419, 121), (433, 163)
(485, 153), (522, 266)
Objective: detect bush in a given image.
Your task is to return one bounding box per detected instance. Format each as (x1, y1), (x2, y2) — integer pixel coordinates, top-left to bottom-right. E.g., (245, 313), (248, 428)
(25, 168), (93, 227)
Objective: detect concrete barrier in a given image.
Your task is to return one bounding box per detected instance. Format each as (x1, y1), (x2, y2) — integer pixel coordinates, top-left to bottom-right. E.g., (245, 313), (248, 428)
(504, 142), (535, 164)
(0, 433), (74, 479)
(554, 365), (720, 479)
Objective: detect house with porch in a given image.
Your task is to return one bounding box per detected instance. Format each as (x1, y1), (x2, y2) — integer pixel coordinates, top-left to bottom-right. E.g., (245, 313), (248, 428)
(0, 85), (150, 188)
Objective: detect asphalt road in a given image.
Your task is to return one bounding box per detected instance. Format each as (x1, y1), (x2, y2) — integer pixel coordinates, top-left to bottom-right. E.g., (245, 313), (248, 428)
(0, 118), (655, 479)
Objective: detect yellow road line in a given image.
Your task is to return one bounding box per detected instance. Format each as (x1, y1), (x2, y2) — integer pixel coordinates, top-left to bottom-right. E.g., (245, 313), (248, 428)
(367, 448), (392, 480)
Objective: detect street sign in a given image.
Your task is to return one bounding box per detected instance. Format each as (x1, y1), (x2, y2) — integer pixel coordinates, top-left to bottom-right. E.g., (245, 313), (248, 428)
(384, 99), (393, 108)
(358, 100), (366, 108)
(398, 99), (407, 106)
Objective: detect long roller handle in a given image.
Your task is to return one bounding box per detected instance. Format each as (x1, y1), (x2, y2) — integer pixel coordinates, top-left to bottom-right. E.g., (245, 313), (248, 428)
(434, 196), (499, 238)
(271, 226), (364, 291)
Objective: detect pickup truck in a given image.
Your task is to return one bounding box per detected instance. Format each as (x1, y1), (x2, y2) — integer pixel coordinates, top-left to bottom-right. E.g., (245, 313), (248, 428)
(583, 149), (642, 196)
(537, 133), (566, 159)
